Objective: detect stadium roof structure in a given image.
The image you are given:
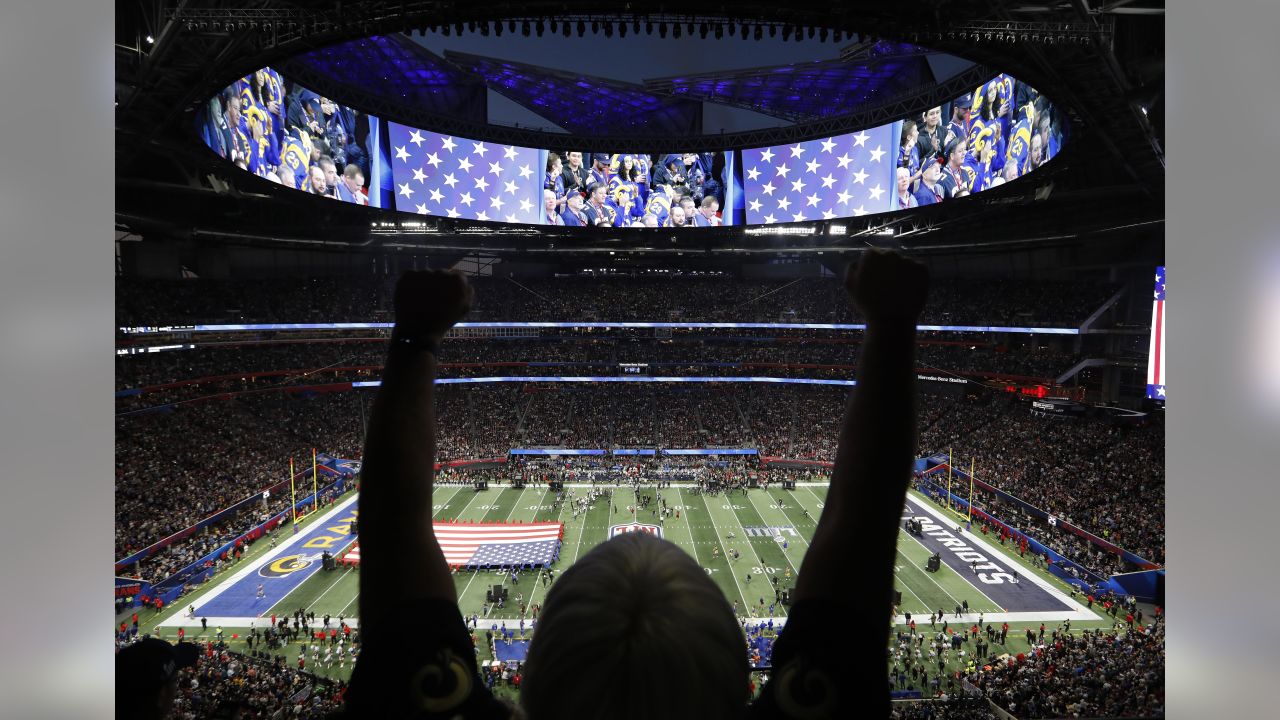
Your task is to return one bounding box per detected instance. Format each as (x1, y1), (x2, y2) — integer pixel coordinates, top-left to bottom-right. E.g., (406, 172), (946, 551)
(279, 34), (487, 123)
(643, 52), (934, 124)
(838, 38), (934, 62)
(442, 50), (703, 136)
(115, 1), (1164, 257)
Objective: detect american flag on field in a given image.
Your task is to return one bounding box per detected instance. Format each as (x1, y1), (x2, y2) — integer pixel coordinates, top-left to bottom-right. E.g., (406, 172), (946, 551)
(741, 122), (897, 224)
(386, 121), (543, 223)
(1146, 266), (1166, 400)
(342, 521), (563, 568)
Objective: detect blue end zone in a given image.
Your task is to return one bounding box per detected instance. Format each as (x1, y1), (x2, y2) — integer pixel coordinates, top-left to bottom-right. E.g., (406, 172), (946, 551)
(902, 496), (1071, 613)
(494, 639), (530, 663)
(196, 499), (359, 618)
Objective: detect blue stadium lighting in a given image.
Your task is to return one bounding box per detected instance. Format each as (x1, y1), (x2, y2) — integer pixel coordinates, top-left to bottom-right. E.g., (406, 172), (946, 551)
(286, 35), (486, 120)
(647, 55), (931, 123)
(122, 322), (1079, 335)
(442, 51), (701, 135)
(351, 376), (858, 388)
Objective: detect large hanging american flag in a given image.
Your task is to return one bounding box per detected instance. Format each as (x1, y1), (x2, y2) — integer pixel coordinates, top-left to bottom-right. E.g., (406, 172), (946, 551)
(1146, 266), (1166, 400)
(741, 122), (898, 224)
(386, 121), (543, 223)
(341, 521), (563, 568)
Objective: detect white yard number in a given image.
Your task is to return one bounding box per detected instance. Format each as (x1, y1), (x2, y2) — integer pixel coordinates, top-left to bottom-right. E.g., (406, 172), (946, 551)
(751, 566), (780, 575)
(722, 505), (746, 510)
(432, 504), (449, 511)
(816, 502), (825, 508)
(705, 568), (718, 575)
(476, 504), (499, 511)
(528, 505), (553, 511)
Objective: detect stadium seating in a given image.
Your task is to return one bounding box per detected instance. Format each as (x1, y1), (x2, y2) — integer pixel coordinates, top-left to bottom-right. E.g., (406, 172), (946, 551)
(116, 275), (1118, 327)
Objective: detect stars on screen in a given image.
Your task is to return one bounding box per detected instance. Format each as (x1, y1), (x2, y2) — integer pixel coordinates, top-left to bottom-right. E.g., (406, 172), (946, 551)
(741, 123), (897, 224)
(387, 122), (542, 223)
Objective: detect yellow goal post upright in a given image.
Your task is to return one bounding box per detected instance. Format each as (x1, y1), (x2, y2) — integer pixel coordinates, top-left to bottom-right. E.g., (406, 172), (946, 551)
(290, 456), (297, 533)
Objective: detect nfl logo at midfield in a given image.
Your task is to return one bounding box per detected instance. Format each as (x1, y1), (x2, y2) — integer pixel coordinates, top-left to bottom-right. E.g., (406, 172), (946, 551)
(609, 523), (664, 540)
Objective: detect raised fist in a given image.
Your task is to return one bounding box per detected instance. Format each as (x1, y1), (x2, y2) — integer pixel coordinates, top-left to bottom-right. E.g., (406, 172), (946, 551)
(844, 249), (930, 324)
(393, 269), (473, 340)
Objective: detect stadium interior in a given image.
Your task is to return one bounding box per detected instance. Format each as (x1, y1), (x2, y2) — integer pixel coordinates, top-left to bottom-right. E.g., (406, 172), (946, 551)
(115, 2), (1165, 718)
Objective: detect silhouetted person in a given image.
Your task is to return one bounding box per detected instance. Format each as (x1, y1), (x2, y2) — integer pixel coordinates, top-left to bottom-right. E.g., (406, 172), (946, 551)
(342, 250), (930, 719)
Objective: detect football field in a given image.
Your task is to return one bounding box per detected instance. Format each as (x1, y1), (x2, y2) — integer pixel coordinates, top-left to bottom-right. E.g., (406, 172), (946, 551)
(158, 482), (1098, 632)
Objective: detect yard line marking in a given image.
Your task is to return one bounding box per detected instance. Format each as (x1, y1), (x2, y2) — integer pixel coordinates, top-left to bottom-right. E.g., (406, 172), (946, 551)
(525, 486), (569, 611)
(672, 487), (703, 568)
(743, 490), (805, 586)
(457, 486), (534, 610)
(897, 526), (1002, 614)
(698, 492), (753, 615)
(193, 493), (360, 615)
(906, 490), (1092, 614)
(333, 485), (464, 619)
(307, 565), (355, 612)
(572, 488), (605, 564)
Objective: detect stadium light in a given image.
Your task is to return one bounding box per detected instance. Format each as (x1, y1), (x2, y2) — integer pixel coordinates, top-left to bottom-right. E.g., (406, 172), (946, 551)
(145, 34), (154, 44)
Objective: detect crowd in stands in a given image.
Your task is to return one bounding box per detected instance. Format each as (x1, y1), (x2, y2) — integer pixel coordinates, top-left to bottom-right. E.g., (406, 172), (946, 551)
(116, 338), (1077, 405)
(117, 382), (1160, 585)
(917, 395), (1165, 565)
(965, 622), (1164, 718)
(890, 699), (1000, 719)
(115, 393), (363, 563)
(117, 274), (1116, 328)
(171, 643), (346, 719)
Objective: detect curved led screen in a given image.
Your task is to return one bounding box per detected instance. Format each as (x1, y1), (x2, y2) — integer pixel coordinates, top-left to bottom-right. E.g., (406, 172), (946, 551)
(197, 68), (1061, 227)
(385, 129), (735, 227)
(197, 67), (380, 206)
(741, 73), (1063, 220)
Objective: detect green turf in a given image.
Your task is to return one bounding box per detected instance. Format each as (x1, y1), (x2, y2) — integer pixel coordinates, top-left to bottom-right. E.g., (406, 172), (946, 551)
(198, 485), (1116, 624)
(140, 484), (1130, 686)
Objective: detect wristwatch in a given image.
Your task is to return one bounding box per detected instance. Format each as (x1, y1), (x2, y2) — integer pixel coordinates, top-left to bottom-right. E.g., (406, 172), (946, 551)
(389, 330), (441, 356)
